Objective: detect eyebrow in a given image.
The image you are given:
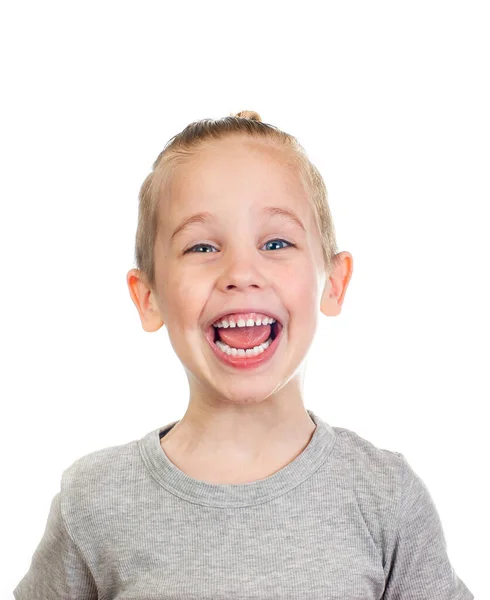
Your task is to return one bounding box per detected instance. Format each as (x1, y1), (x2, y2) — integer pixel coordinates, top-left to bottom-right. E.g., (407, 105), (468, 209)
(170, 206), (306, 244)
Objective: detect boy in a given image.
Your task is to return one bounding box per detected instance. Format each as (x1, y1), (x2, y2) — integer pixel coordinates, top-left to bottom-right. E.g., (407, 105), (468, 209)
(14, 111), (473, 599)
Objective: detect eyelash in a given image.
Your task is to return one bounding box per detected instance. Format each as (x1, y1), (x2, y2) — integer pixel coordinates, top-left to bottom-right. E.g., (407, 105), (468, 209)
(184, 238), (295, 254)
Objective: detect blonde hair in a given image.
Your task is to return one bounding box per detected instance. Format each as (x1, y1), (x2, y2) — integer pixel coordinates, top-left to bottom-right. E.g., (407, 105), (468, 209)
(134, 110), (339, 289)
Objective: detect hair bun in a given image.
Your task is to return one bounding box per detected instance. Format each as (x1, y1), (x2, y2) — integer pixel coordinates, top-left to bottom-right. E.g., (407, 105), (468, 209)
(232, 110), (262, 122)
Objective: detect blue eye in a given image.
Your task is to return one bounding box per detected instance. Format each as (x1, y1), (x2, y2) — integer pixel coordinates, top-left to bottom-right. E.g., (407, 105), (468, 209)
(185, 239), (295, 254)
(263, 239), (293, 251)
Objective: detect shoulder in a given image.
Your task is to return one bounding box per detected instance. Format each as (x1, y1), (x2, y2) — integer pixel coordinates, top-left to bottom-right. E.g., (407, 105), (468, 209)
(53, 430), (159, 569)
(329, 425), (406, 511)
(326, 426), (408, 568)
(61, 436), (141, 489)
(332, 425), (404, 468)
(59, 435), (144, 527)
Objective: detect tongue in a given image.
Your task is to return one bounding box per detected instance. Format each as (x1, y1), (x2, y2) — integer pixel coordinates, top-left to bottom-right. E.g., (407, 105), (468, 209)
(216, 325), (271, 349)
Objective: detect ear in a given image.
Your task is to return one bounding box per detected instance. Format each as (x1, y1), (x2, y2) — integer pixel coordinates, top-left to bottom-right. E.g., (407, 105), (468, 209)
(126, 269), (165, 332)
(320, 251), (354, 317)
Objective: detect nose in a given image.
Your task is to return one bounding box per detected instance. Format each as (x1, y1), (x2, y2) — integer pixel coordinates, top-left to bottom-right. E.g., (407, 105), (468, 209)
(217, 250), (269, 292)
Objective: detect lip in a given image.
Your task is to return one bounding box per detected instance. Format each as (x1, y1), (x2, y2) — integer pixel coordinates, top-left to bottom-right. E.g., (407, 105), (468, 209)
(204, 307), (284, 330)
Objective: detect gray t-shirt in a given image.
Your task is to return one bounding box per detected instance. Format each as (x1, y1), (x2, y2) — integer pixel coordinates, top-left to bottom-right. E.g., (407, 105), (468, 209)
(14, 409), (473, 599)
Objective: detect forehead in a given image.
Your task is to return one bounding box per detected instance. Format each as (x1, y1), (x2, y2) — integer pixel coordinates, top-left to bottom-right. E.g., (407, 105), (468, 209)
(166, 136), (309, 212)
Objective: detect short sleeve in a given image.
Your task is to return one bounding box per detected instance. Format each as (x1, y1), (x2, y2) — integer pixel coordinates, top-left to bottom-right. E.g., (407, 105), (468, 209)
(13, 492), (98, 600)
(383, 454), (473, 600)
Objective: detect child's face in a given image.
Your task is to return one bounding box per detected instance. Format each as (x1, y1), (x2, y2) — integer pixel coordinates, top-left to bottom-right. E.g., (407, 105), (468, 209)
(150, 135), (330, 404)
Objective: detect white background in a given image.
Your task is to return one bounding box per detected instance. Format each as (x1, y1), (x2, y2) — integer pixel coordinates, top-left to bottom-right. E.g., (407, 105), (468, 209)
(1, 1), (487, 597)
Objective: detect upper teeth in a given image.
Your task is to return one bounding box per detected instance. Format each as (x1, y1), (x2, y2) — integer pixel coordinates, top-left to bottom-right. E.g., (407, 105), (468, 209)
(213, 316), (276, 328)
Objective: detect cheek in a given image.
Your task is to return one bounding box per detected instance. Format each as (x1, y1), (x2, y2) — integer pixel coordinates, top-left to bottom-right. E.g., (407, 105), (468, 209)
(287, 265), (318, 304)
(166, 275), (209, 325)
(163, 272), (195, 314)
(167, 268), (200, 299)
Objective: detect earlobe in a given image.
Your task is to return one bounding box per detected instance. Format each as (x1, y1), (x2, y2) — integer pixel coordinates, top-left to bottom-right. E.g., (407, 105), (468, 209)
(126, 269), (165, 332)
(319, 251), (354, 317)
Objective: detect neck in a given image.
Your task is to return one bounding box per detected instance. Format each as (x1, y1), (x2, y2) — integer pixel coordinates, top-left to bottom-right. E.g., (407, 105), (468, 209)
(161, 404), (316, 466)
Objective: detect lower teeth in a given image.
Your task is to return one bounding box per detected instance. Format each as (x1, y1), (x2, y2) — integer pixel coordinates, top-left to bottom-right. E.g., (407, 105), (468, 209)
(215, 335), (273, 357)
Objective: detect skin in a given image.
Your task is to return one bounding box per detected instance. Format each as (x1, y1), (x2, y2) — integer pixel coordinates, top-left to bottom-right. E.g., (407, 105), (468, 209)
(126, 134), (353, 483)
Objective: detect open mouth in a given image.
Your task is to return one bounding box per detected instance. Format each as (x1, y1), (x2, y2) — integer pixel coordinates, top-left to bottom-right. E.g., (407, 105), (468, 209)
(204, 318), (284, 369)
(211, 320), (280, 344)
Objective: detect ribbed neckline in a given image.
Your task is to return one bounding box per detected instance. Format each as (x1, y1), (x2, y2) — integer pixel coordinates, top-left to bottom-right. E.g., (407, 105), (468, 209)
(138, 409), (337, 507)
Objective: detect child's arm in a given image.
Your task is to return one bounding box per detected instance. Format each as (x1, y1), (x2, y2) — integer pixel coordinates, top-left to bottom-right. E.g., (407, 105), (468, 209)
(383, 454), (473, 599)
(13, 492), (98, 599)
